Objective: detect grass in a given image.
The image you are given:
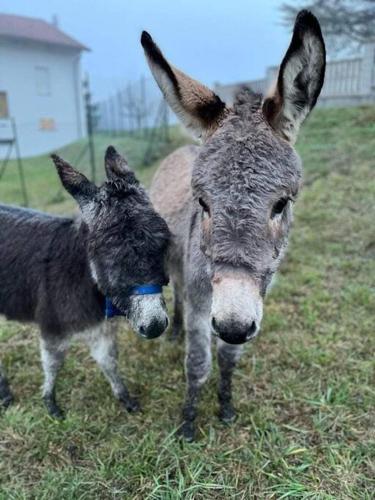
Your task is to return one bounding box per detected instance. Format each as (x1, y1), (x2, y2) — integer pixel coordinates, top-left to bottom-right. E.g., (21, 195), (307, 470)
(0, 107), (374, 498)
(0, 126), (190, 214)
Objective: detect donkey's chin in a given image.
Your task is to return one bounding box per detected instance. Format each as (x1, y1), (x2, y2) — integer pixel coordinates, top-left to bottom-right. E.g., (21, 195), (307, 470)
(127, 294), (169, 339)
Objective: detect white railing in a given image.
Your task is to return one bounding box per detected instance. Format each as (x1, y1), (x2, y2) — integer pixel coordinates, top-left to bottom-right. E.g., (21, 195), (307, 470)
(322, 58), (362, 96)
(215, 43), (375, 107)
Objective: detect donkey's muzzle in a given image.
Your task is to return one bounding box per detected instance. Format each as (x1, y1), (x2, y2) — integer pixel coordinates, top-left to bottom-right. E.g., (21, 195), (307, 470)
(128, 293), (169, 339)
(211, 317), (258, 345)
(210, 269), (263, 345)
(139, 316), (169, 339)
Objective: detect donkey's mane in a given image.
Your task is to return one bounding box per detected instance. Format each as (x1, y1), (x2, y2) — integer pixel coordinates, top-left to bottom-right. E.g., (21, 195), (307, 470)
(104, 171), (141, 198)
(233, 88), (263, 117)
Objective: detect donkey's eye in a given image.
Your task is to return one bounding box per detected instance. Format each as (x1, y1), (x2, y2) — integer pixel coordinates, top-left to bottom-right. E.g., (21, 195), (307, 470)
(271, 198), (289, 218)
(198, 198), (210, 216)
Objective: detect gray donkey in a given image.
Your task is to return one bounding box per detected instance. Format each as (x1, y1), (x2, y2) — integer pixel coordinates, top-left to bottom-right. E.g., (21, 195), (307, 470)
(0, 146), (170, 418)
(141, 10), (326, 440)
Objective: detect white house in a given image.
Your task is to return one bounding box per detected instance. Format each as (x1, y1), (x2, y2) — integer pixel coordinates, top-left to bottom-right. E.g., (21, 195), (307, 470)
(0, 13), (88, 158)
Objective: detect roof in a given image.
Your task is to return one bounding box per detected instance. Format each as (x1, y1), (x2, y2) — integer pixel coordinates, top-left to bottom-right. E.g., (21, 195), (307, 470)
(0, 13), (89, 51)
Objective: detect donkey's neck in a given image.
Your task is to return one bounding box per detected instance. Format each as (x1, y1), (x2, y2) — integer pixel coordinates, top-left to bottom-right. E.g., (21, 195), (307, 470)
(38, 213), (105, 335)
(0, 205), (105, 334)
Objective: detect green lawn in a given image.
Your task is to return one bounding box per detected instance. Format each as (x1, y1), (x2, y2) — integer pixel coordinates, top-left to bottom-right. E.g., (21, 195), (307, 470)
(0, 108), (374, 499)
(0, 126), (190, 214)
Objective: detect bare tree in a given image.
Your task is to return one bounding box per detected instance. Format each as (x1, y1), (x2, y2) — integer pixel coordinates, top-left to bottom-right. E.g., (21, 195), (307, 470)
(281, 1), (375, 52)
(120, 79), (151, 136)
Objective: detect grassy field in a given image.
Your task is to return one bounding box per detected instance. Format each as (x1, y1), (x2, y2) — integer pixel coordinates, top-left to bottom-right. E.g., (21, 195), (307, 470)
(0, 126), (190, 214)
(0, 107), (374, 499)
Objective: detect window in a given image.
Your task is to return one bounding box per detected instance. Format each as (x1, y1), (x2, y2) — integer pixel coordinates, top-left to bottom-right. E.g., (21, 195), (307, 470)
(35, 66), (51, 96)
(0, 92), (9, 118)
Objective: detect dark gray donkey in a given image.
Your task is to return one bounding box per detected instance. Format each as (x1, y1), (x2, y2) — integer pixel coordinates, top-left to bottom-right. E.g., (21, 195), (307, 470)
(0, 146), (170, 418)
(141, 10), (326, 440)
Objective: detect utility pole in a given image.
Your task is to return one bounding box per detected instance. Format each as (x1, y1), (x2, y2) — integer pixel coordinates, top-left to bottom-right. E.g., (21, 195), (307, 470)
(83, 75), (96, 183)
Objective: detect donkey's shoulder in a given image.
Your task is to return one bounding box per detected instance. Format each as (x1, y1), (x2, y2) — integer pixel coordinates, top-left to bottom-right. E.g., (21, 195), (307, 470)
(150, 145), (198, 221)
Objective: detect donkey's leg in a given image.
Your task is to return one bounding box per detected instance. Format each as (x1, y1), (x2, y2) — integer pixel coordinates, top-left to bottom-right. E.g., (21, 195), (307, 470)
(87, 322), (139, 413)
(170, 281), (184, 341)
(40, 336), (69, 419)
(217, 339), (243, 423)
(0, 361), (14, 409)
(179, 302), (211, 441)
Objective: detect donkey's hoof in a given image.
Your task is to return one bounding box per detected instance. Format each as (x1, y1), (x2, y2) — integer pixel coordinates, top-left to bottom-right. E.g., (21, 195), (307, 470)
(0, 378), (14, 409)
(44, 397), (65, 420)
(48, 405), (65, 420)
(219, 404), (237, 424)
(0, 393), (14, 409)
(177, 420), (196, 442)
(121, 396), (140, 413)
(48, 407), (65, 420)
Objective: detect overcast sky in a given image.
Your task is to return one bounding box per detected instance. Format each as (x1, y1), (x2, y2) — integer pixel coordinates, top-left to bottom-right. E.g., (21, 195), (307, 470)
(1, 0), (293, 100)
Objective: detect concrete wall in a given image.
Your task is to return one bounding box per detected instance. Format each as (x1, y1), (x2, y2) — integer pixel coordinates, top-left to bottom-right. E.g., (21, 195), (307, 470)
(0, 38), (86, 158)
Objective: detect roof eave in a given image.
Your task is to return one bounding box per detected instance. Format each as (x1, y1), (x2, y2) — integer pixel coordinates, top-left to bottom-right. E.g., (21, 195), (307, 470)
(0, 33), (90, 51)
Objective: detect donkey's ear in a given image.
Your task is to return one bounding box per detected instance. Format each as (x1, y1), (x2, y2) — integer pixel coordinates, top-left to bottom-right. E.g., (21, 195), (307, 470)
(104, 145), (130, 180)
(141, 31), (228, 140)
(51, 154), (98, 206)
(263, 10), (326, 144)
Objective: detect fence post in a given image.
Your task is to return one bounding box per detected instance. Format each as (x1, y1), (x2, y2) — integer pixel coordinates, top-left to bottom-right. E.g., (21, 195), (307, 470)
(360, 43), (375, 97)
(83, 75), (96, 183)
(117, 90), (124, 134)
(11, 118), (28, 207)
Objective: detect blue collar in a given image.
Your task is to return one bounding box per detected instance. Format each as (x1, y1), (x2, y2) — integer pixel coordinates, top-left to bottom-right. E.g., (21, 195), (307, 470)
(129, 284), (163, 295)
(105, 284), (163, 319)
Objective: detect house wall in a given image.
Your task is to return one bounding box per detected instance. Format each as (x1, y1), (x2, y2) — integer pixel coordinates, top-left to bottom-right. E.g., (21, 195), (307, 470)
(0, 38), (86, 158)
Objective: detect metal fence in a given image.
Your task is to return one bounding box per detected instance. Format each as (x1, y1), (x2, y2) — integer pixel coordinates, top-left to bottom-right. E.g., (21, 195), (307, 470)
(95, 77), (170, 134)
(215, 43), (375, 108)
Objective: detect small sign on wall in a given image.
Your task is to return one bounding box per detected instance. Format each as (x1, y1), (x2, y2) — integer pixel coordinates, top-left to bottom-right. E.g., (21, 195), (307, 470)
(0, 91), (9, 118)
(0, 118), (14, 143)
(39, 118), (56, 131)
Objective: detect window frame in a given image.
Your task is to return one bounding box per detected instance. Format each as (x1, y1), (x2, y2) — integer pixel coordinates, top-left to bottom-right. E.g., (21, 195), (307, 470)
(35, 66), (51, 96)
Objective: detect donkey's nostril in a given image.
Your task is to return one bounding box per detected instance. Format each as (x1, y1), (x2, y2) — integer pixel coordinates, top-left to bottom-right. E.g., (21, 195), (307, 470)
(247, 321), (257, 340)
(139, 325), (146, 337)
(165, 317), (169, 329)
(211, 316), (218, 333)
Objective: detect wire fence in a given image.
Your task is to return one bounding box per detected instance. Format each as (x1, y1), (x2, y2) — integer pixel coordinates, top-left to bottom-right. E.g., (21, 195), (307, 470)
(94, 77), (172, 166)
(95, 77), (169, 134)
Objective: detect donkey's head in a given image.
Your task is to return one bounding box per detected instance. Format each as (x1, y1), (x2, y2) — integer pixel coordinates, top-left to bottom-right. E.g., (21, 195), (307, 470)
(51, 147), (170, 339)
(142, 10), (325, 344)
